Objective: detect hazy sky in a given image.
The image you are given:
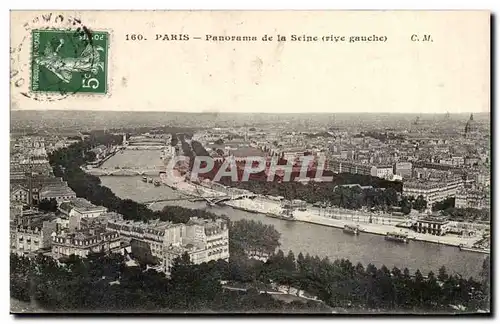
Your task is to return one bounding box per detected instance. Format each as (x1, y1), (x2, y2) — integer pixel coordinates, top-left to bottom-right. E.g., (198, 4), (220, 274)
(11, 11), (490, 114)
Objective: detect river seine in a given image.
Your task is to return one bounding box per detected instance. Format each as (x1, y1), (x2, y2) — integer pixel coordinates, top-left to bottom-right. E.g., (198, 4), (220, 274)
(99, 150), (486, 279)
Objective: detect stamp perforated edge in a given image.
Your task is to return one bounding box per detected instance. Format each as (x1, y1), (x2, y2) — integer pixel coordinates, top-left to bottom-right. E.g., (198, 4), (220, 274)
(26, 26), (114, 100)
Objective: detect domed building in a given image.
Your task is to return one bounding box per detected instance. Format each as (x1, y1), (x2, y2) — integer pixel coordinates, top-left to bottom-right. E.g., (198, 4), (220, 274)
(464, 114), (479, 139)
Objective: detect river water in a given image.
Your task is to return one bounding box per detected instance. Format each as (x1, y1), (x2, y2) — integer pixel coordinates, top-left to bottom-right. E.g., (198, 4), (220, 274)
(99, 150), (486, 279)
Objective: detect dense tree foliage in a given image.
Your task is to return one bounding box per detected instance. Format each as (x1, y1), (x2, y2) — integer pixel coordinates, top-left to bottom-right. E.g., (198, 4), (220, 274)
(432, 198), (455, 211)
(399, 196), (412, 215)
(10, 248), (490, 313)
(10, 252), (330, 313)
(229, 219), (280, 257)
(256, 250), (488, 312)
(191, 140), (210, 156)
(220, 178), (402, 211)
(439, 207), (490, 223)
(412, 195), (428, 212)
(37, 198), (58, 213)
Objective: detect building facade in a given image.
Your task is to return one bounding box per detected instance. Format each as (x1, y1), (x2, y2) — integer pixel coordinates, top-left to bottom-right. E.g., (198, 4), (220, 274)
(107, 217), (229, 275)
(329, 159), (396, 180)
(403, 179), (464, 210)
(162, 218), (229, 274)
(328, 159), (375, 176)
(10, 185), (30, 205)
(374, 165), (394, 179)
(38, 183), (77, 204)
(106, 219), (185, 261)
(59, 198), (108, 218)
(455, 188), (490, 210)
(51, 229), (122, 258)
(394, 162), (412, 178)
(11, 216), (58, 256)
(415, 217), (449, 236)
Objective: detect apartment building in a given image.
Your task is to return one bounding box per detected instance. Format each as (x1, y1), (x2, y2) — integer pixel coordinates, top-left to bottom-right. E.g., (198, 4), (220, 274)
(59, 198), (108, 218)
(455, 188), (490, 210)
(394, 162), (412, 178)
(107, 217), (229, 275)
(51, 229), (122, 258)
(106, 219), (185, 261)
(403, 179), (464, 210)
(162, 218), (229, 274)
(328, 159), (375, 176)
(38, 182), (77, 204)
(11, 213), (58, 256)
(328, 159), (395, 179)
(10, 184), (30, 205)
(374, 165), (394, 179)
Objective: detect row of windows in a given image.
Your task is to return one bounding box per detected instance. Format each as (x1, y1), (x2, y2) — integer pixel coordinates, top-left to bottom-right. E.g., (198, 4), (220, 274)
(208, 248), (227, 256)
(418, 223), (445, 229)
(206, 237), (228, 244)
(46, 195), (75, 200)
(110, 231), (163, 243)
(53, 237), (113, 246)
(18, 239), (39, 245)
(207, 242), (228, 249)
(53, 246), (89, 257)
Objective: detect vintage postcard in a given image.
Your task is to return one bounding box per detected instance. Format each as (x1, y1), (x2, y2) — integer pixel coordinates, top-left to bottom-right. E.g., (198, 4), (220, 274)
(10, 11), (490, 315)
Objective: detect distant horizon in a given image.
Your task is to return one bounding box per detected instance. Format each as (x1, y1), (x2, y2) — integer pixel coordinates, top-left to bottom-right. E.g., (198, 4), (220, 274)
(10, 109), (490, 115)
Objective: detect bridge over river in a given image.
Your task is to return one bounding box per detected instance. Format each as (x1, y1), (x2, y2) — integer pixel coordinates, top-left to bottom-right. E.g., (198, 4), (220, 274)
(143, 192), (257, 208)
(84, 166), (165, 176)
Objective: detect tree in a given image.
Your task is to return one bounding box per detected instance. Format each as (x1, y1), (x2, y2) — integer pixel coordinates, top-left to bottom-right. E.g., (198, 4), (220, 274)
(438, 266), (448, 282)
(432, 197), (455, 211)
(413, 195), (428, 212)
(170, 136), (179, 146)
(229, 220), (280, 258)
(38, 198), (58, 212)
(84, 151), (97, 162)
(384, 187), (399, 207)
(412, 269), (425, 306)
(479, 256), (490, 309)
(400, 196), (412, 215)
(284, 251), (296, 273)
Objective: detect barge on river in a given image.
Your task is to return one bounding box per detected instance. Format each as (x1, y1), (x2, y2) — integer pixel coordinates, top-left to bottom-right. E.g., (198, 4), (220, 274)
(458, 244), (490, 254)
(385, 232), (409, 243)
(343, 225), (360, 235)
(266, 209), (295, 221)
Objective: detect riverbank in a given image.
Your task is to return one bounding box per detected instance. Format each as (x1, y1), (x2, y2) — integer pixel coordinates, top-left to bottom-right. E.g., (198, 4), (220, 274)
(90, 146), (121, 167)
(293, 212), (479, 248)
(159, 176), (484, 250)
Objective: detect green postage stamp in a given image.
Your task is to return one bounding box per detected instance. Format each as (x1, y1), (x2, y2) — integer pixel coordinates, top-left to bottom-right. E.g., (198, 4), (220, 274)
(31, 29), (108, 94)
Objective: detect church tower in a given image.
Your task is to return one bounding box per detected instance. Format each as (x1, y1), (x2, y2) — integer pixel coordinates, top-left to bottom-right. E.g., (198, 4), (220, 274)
(464, 114), (478, 139)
